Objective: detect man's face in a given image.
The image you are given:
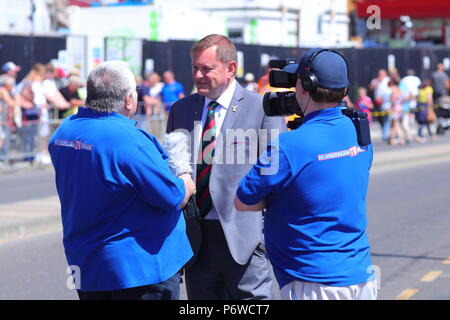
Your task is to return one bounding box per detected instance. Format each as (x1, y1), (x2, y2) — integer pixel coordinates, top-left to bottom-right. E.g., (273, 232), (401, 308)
(148, 75), (158, 86)
(7, 69), (17, 78)
(192, 46), (236, 100)
(163, 72), (174, 84)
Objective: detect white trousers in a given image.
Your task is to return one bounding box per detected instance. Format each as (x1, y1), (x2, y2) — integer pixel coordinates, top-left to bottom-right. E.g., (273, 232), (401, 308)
(280, 279), (378, 300)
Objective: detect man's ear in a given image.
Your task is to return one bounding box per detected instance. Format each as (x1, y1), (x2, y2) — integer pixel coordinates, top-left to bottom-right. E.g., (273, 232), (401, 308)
(124, 93), (133, 111)
(227, 61), (237, 77)
(121, 94), (135, 118)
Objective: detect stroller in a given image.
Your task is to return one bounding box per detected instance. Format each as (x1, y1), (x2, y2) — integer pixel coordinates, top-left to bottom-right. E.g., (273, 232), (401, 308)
(436, 96), (450, 135)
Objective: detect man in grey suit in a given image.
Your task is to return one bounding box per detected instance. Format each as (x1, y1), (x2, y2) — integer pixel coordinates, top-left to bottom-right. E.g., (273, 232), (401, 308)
(166, 34), (286, 299)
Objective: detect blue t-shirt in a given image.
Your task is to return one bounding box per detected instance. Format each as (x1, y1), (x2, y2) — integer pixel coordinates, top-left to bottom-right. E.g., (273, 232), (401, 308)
(237, 107), (375, 288)
(48, 107), (192, 291)
(161, 81), (184, 108)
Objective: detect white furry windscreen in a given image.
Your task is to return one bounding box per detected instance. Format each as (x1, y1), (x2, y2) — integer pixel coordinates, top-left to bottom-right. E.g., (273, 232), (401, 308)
(162, 132), (193, 176)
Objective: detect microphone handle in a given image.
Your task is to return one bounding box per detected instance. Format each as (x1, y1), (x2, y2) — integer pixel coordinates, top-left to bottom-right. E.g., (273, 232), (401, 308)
(183, 194), (201, 220)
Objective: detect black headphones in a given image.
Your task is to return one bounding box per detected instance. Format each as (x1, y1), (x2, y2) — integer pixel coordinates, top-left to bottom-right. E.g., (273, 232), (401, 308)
(300, 49), (349, 94)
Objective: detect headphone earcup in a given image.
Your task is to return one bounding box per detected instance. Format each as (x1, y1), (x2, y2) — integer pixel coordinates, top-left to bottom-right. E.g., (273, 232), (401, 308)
(301, 72), (318, 92)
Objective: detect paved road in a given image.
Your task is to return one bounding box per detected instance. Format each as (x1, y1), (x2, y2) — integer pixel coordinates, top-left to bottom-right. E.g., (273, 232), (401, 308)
(367, 161), (450, 300)
(0, 230), (77, 300)
(0, 158), (449, 300)
(0, 131), (449, 299)
(0, 167), (56, 204)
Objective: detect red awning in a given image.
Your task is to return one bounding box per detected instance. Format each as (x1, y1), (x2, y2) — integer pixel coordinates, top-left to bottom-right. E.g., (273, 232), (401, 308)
(356, 0), (450, 19)
(68, 0), (100, 7)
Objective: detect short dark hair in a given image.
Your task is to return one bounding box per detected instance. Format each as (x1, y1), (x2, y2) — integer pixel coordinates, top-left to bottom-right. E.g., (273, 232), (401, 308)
(309, 87), (347, 104)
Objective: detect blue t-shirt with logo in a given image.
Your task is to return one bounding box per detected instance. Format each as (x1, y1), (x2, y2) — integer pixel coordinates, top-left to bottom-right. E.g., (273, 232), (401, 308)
(237, 107), (375, 288)
(161, 81), (184, 110)
(48, 107), (192, 291)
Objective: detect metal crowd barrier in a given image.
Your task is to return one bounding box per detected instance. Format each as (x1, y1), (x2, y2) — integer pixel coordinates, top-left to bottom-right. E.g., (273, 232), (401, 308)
(0, 106), (169, 166)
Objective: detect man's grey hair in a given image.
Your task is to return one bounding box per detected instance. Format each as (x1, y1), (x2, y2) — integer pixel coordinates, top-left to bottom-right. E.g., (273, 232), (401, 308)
(85, 60), (136, 113)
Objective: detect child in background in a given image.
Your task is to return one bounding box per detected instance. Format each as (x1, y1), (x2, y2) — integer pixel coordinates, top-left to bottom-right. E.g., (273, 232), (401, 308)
(355, 87), (374, 125)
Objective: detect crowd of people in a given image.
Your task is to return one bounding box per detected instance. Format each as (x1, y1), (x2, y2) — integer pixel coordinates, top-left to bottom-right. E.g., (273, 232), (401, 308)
(242, 57), (450, 146)
(134, 70), (185, 130)
(354, 64), (449, 145)
(2, 55), (449, 167)
(0, 60), (85, 166)
(0, 60), (187, 167)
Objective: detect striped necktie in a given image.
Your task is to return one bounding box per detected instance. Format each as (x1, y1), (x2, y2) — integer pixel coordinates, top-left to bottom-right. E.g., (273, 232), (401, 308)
(196, 100), (219, 218)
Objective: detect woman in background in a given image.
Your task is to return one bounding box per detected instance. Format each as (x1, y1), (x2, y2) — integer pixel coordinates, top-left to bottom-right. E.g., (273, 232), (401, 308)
(415, 80), (436, 143)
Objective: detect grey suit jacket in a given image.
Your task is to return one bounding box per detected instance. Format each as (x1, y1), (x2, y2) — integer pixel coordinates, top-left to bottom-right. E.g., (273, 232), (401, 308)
(166, 82), (286, 265)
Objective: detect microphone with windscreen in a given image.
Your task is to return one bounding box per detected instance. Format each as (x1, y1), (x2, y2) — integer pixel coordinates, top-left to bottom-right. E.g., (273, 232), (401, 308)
(162, 132), (200, 220)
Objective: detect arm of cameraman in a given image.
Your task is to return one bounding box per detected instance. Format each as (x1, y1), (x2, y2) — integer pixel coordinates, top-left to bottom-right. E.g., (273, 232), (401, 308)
(235, 144), (293, 213)
(234, 195), (266, 211)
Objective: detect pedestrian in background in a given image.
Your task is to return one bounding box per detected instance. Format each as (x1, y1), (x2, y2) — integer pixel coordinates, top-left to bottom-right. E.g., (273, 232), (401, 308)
(399, 69), (421, 142)
(167, 34), (286, 300)
(39, 63), (71, 165)
(1, 61), (21, 90)
(161, 70), (185, 119)
(142, 72), (163, 120)
(17, 63), (47, 164)
(235, 48), (377, 300)
(355, 86), (374, 125)
(415, 80), (436, 143)
(0, 62), (22, 165)
(0, 75), (20, 165)
(43, 63), (70, 118)
(369, 69), (388, 104)
(48, 60), (196, 300)
(134, 75), (149, 131)
(58, 75), (85, 119)
(431, 63), (449, 101)
(370, 69), (391, 141)
(243, 72), (258, 92)
(388, 79), (406, 146)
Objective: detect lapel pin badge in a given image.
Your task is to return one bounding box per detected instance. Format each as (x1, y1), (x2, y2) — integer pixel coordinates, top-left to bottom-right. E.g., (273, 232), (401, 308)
(231, 105), (238, 112)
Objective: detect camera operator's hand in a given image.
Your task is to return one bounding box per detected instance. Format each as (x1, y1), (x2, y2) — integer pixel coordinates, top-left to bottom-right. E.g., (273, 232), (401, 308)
(179, 173), (196, 209)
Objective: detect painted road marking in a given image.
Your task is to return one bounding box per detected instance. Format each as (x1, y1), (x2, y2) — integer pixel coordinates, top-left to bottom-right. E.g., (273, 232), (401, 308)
(396, 289), (419, 300)
(420, 270), (443, 282)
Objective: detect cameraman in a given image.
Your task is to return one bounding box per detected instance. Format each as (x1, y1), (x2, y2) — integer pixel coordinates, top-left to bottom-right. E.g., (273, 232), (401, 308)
(234, 48), (377, 300)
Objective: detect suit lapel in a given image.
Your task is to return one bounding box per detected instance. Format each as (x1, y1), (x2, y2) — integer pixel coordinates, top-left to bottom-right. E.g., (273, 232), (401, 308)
(191, 94), (205, 180)
(220, 82), (245, 135)
(213, 82), (245, 166)
(192, 94), (205, 123)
